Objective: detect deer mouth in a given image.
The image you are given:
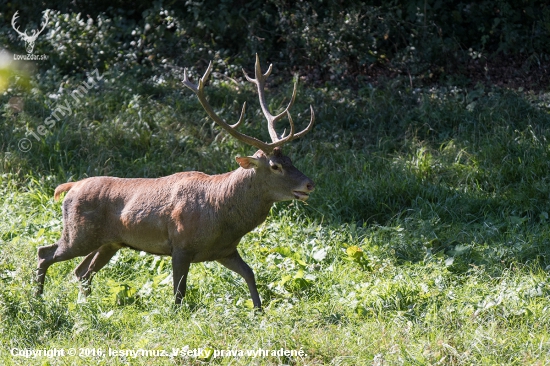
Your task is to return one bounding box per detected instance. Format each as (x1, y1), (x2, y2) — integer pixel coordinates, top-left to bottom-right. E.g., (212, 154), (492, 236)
(293, 191), (310, 201)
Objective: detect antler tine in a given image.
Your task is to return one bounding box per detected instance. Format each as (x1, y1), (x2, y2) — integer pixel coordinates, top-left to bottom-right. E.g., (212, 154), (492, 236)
(229, 102), (247, 129)
(271, 79), (297, 122)
(289, 105), (315, 140)
(11, 11), (27, 37)
(277, 105), (315, 142)
(243, 54), (272, 83)
(243, 54), (286, 142)
(268, 81), (314, 143)
(257, 53), (272, 79)
(197, 61), (213, 91)
(183, 62), (273, 153)
(39, 10), (49, 33)
(187, 62), (245, 129)
(183, 61), (214, 92)
(278, 111), (296, 140)
(182, 69), (197, 92)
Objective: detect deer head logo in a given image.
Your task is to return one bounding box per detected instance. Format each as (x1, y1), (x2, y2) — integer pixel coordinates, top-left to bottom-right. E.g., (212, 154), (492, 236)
(11, 11), (49, 54)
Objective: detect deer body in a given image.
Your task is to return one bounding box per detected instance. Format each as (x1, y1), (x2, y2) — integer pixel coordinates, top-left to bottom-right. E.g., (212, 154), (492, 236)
(36, 56), (315, 308)
(51, 155), (302, 260)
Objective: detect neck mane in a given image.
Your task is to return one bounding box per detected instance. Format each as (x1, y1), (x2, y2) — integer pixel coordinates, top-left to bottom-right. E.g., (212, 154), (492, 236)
(207, 167), (274, 237)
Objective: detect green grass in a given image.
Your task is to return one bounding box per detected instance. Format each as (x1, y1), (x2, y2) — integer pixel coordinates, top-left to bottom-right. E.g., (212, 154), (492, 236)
(1, 67), (550, 365)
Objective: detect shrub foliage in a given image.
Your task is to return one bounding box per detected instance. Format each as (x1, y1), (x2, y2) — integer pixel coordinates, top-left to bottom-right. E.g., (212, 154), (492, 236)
(2, 0), (548, 85)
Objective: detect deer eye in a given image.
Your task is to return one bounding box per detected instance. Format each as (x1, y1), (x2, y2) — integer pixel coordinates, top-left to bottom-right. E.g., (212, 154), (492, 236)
(270, 163), (281, 171)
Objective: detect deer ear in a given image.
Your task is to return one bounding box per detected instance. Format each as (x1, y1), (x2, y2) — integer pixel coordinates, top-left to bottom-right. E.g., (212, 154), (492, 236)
(235, 156), (259, 169)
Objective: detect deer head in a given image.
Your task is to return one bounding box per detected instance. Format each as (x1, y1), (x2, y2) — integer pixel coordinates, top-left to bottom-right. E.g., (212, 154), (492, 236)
(11, 10), (49, 54)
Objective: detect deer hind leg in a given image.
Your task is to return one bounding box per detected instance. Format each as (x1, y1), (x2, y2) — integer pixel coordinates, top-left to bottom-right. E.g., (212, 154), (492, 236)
(74, 243), (122, 296)
(36, 230), (109, 296)
(36, 237), (96, 296)
(36, 243), (59, 296)
(217, 251), (261, 309)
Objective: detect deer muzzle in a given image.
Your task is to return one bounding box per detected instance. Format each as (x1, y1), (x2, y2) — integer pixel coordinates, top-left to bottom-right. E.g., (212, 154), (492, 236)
(293, 180), (315, 201)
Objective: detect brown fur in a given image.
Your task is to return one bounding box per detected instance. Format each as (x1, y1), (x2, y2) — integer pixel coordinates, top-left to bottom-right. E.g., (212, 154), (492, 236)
(36, 149), (314, 308)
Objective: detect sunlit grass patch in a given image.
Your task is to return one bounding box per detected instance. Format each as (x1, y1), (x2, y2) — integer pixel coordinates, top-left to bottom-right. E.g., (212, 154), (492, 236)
(1, 71), (550, 364)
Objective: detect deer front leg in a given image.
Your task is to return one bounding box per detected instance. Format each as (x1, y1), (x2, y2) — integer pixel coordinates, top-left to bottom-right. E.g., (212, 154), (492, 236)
(217, 251), (261, 309)
(172, 249), (191, 305)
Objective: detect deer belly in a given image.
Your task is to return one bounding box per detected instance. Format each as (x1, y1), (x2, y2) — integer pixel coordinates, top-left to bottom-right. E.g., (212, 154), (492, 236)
(184, 234), (243, 263)
(118, 211), (172, 255)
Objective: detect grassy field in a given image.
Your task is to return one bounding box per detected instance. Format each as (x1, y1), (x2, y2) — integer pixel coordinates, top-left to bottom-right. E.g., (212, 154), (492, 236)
(1, 62), (550, 365)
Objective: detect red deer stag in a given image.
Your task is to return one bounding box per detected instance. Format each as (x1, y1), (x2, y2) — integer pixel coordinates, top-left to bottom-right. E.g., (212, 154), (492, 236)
(36, 55), (315, 308)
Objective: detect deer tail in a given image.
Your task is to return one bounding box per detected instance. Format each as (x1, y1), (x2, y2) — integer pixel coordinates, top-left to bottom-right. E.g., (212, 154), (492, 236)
(54, 182), (76, 201)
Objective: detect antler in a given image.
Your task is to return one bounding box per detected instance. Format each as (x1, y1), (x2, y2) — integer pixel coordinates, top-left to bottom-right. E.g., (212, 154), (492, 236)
(11, 10), (49, 40)
(35, 11), (49, 39)
(182, 55), (314, 154)
(11, 11), (28, 38)
(243, 54), (314, 144)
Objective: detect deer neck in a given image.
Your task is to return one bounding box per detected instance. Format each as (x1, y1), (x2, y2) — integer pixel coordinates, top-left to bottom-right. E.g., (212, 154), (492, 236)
(211, 167), (274, 234)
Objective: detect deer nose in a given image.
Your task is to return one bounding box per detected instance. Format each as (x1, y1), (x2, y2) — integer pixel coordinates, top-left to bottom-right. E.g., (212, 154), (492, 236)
(306, 181), (315, 192)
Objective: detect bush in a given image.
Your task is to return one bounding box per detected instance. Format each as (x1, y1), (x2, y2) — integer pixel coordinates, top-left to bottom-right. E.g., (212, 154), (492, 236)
(1, 0), (548, 86)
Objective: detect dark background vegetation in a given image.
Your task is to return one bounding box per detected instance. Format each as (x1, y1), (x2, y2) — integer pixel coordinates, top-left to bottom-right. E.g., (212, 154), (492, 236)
(2, 0), (549, 88)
